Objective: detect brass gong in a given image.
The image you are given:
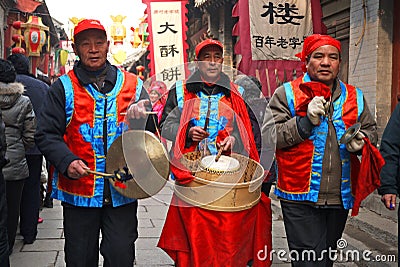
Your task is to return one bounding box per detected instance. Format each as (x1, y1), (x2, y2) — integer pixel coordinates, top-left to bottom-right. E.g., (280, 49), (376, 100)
(106, 130), (170, 199)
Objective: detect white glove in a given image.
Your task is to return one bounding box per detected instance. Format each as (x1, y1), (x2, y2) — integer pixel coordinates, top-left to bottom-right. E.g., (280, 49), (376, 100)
(346, 132), (365, 152)
(307, 96), (326, 125)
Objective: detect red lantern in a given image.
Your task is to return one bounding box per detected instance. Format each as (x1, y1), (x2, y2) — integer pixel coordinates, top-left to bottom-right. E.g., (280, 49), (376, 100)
(12, 21), (22, 30)
(136, 65), (145, 80)
(12, 34), (23, 43)
(136, 65), (145, 74)
(11, 21), (25, 52)
(12, 47), (26, 54)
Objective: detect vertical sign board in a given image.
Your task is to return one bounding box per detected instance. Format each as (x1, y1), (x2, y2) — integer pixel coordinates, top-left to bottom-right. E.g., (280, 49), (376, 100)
(147, 1), (188, 90)
(249, 0), (313, 61)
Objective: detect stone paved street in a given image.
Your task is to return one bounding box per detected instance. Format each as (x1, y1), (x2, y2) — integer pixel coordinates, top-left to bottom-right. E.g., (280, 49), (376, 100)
(9, 182), (397, 266)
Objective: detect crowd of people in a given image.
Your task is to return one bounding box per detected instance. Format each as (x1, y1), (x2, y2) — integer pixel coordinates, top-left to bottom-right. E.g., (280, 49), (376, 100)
(0, 17), (397, 267)
(0, 54), (51, 265)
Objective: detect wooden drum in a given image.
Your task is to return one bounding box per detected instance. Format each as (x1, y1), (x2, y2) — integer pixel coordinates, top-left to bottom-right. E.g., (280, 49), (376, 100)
(174, 151), (264, 212)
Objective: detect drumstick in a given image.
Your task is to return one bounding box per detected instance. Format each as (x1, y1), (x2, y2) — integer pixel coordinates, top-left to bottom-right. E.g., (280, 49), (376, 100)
(151, 115), (162, 143)
(203, 98), (212, 131)
(215, 146), (224, 162)
(202, 98), (212, 156)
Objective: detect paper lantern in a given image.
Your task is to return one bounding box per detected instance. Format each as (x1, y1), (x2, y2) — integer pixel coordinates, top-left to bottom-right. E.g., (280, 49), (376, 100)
(59, 49), (69, 66)
(112, 49), (127, 65)
(12, 47), (25, 54)
(130, 27), (142, 48)
(69, 17), (84, 41)
(12, 34), (23, 44)
(12, 21), (24, 53)
(110, 15), (126, 45)
(138, 22), (149, 47)
(22, 16), (49, 57)
(12, 21), (22, 30)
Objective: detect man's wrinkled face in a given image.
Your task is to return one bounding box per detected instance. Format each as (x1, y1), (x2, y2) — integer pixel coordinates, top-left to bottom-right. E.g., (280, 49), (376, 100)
(73, 29), (109, 71)
(306, 45), (341, 89)
(196, 45), (223, 82)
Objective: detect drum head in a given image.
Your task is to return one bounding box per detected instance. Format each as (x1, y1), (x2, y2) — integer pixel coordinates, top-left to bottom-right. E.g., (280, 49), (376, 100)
(107, 130), (169, 199)
(200, 155), (240, 173)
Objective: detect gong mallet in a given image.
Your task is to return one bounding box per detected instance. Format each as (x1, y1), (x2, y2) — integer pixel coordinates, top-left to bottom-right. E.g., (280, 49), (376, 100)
(84, 167), (134, 182)
(120, 111), (157, 116)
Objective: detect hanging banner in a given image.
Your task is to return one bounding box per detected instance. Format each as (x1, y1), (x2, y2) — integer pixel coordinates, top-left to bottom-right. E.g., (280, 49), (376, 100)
(232, 0), (324, 96)
(249, 0), (313, 61)
(143, 0), (188, 90)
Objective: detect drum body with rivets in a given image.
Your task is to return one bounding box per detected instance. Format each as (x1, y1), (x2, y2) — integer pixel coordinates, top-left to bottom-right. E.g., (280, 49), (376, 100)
(174, 151), (264, 211)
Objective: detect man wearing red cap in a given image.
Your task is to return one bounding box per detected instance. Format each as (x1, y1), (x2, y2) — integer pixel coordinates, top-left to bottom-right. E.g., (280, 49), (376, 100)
(157, 39), (272, 266)
(266, 34), (377, 266)
(35, 19), (156, 266)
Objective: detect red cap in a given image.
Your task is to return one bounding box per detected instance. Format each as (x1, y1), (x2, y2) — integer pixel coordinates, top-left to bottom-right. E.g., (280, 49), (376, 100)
(74, 19), (106, 38)
(195, 39), (223, 58)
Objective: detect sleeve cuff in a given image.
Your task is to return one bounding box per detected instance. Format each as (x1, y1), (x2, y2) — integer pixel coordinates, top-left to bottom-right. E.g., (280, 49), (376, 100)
(296, 116), (314, 139)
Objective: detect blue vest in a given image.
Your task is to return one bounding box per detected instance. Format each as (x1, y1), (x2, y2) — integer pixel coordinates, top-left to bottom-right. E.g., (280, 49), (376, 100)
(51, 69), (142, 207)
(274, 74), (364, 209)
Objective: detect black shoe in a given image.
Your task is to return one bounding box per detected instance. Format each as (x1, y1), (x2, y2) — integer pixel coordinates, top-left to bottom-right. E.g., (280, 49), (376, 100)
(44, 196), (53, 208)
(24, 239), (36, 245)
(23, 237), (36, 244)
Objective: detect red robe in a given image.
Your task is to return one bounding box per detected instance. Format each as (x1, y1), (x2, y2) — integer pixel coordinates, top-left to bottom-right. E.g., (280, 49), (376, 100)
(157, 83), (272, 266)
